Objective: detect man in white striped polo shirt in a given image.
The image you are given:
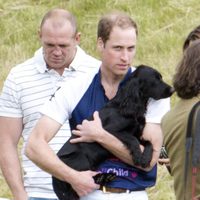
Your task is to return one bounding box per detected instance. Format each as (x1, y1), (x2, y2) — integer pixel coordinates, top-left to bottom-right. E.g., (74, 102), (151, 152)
(0, 8), (100, 200)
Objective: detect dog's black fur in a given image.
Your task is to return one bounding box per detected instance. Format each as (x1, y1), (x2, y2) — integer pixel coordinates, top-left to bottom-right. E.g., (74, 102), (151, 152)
(52, 65), (174, 200)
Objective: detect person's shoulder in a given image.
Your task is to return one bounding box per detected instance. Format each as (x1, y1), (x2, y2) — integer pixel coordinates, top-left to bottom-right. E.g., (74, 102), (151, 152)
(9, 47), (45, 74)
(76, 46), (101, 66)
(163, 98), (198, 123)
(9, 56), (35, 73)
(161, 108), (172, 122)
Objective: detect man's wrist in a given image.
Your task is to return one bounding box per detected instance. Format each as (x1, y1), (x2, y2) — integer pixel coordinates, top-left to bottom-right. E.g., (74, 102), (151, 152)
(13, 189), (28, 200)
(63, 167), (78, 184)
(95, 129), (108, 144)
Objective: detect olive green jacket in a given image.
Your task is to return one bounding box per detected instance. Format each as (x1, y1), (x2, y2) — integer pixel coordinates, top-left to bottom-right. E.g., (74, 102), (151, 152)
(162, 96), (200, 200)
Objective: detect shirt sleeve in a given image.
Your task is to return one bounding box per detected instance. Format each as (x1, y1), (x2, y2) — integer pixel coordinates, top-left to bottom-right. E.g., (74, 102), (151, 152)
(40, 85), (72, 125)
(145, 97), (170, 123)
(40, 70), (97, 125)
(0, 71), (22, 117)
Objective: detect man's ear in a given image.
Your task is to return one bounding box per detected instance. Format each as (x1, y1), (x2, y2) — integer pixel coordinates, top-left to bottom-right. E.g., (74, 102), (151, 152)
(75, 32), (81, 44)
(38, 29), (42, 43)
(97, 37), (104, 52)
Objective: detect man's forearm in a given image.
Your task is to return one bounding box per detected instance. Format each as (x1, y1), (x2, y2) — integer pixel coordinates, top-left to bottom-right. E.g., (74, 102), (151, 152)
(0, 145), (27, 199)
(142, 123), (163, 169)
(72, 117), (160, 171)
(96, 129), (134, 165)
(25, 137), (75, 182)
(97, 129), (158, 171)
(25, 135), (100, 197)
(71, 113), (154, 170)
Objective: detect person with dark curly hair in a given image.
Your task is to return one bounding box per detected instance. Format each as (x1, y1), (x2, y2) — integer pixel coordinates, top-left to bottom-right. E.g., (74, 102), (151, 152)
(161, 39), (200, 200)
(183, 25), (200, 51)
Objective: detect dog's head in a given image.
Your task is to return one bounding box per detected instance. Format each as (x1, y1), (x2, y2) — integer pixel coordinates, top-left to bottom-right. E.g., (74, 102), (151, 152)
(131, 65), (174, 100)
(114, 65), (174, 117)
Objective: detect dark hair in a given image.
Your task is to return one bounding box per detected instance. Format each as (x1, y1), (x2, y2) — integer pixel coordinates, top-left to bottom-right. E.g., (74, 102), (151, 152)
(173, 40), (200, 99)
(40, 8), (77, 35)
(97, 11), (138, 44)
(183, 25), (200, 51)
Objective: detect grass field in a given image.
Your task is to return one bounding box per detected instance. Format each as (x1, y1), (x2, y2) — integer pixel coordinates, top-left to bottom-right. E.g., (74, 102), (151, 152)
(0, 0), (200, 199)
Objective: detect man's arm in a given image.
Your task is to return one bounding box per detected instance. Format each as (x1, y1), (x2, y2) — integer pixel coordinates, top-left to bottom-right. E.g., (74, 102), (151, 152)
(25, 115), (99, 197)
(142, 122), (163, 168)
(0, 117), (27, 200)
(71, 111), (162, 171)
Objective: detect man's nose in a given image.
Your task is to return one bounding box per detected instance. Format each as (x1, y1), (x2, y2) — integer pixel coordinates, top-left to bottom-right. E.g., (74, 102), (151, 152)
(120, 50), (129, 61)
(53, 47), (62, 56)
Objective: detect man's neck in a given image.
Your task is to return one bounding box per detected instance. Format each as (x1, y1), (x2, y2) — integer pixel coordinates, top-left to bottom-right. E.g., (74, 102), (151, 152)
(100, 68), (124, 99)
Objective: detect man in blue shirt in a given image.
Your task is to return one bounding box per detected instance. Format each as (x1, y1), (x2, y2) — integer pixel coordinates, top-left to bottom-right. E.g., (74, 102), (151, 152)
(26, 11), (170, 200)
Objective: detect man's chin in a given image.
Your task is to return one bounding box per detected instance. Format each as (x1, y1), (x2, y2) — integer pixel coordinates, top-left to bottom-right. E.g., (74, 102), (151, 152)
(116, 68), (129, 75)
(50, 61), (64, 67)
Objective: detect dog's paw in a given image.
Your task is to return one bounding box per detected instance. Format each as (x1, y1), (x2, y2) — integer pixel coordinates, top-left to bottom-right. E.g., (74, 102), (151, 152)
(132, 156), (141, 166)
(140, 158), (151, 168)
(93, 173), (116, 184)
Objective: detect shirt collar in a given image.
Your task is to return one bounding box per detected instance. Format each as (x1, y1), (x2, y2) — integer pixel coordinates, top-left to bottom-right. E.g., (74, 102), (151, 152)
(96, 67), (133, 98)
(68, 45), (87, 71)
(34, 47), (47, 73)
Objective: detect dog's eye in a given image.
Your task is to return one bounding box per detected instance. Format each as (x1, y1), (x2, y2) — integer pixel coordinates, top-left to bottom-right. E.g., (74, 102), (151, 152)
(155, 73), (162, 80)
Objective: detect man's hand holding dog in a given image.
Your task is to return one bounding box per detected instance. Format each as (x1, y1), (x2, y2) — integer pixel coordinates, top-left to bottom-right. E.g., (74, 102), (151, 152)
(71, 111), (105, 143)
(70, 170), (100, 197)
(142, 123), (163, 166)
(71, 111), (136, 166)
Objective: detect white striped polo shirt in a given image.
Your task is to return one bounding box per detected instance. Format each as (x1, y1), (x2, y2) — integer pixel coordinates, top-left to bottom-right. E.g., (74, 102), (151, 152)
(0, 46), (100, 198)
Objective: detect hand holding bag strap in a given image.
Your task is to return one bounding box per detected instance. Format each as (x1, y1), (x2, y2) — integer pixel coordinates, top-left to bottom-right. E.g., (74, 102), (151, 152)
(184, 101), (200, 200)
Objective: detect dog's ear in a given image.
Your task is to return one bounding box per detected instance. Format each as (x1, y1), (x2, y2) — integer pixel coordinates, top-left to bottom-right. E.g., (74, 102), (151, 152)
(116, 77), (145, 117)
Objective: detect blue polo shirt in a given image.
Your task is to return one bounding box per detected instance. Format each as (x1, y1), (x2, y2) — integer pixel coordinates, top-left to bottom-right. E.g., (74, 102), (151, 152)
(69, 68), (156, 190)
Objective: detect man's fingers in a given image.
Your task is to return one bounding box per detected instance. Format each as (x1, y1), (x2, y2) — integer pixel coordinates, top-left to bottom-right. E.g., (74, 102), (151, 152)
(76, 124), (82, 130)
(72, 129), (81, 136)
(93, 111), (101, 122)
(70, 137), (82, 143)
(70, 130), (82, 143)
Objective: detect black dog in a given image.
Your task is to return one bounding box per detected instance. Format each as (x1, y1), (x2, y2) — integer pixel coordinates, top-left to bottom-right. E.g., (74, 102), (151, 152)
(52, 65), (174, 200)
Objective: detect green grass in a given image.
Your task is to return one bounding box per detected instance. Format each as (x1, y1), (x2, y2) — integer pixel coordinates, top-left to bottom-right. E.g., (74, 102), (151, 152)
(0, 0), (200, 199)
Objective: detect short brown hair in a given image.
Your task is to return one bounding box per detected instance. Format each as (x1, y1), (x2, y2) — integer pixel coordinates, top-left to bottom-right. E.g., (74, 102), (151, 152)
(40, 8), (77, 35)
(97, 11), (138, 44)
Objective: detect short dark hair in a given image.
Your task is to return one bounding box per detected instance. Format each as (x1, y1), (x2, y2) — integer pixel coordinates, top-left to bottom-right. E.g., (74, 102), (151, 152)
(97, 11), (138, 44)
